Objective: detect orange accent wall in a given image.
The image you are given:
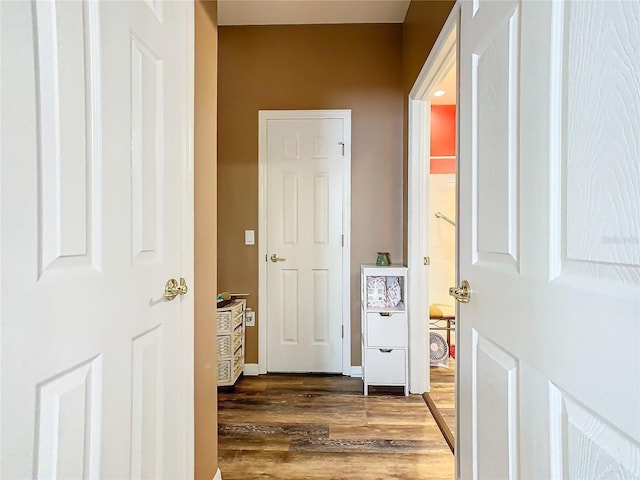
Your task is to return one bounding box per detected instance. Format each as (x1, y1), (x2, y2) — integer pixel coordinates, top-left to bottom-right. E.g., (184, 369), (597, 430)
(430, 105), (456, 156)
(430, 104), (456, 174)
(430, 157), (456, 174)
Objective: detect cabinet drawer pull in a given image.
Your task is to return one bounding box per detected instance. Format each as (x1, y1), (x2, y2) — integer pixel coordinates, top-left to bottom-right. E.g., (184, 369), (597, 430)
(379, 348), (393, 353)
(379, 312), (392, 317)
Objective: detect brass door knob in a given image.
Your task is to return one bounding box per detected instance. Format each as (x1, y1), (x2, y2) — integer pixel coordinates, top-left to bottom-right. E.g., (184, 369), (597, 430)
(449, 280), (471, 303)
(270, 254), (286, 262)
(164, 277), (188, 301)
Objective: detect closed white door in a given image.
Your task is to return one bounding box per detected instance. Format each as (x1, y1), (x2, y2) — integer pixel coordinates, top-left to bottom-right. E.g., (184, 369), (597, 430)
(1, 1), (193, 479)
(457, 1), (640, 478)
(264, 114), (347, 373)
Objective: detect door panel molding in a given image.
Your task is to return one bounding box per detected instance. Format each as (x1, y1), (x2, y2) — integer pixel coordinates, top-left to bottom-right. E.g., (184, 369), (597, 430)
(472, 6), (520, 272)
(549, 0), (640, 291)
(473, 330), (519, 480)
(549, 384), (640, 478)
(36, 355), (102, 479)
(35, 0), (102, 276)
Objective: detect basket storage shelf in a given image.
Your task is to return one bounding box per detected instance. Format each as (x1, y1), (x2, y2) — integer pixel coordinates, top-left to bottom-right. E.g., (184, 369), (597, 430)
(216, 299), (246, 386)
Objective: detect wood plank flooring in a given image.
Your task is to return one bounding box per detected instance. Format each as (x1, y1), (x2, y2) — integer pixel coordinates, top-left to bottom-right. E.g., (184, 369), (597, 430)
(429, 359), (455, 438)
(425, 359), (456, 454)
(218, 374), (454, 480)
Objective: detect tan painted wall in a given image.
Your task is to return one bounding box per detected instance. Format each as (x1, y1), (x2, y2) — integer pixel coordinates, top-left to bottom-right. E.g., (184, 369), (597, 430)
(218, 24), (403, 366)
(401, 0), (456, 261)
(194, 1), (218, 478)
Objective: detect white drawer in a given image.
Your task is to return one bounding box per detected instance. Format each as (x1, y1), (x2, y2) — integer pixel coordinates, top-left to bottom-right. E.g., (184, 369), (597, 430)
(366, 312), (407, 347)
(365, 348), (406, 384)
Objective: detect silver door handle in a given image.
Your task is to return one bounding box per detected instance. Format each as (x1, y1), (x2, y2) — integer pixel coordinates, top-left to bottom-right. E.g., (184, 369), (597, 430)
(270, 254), (286, 262)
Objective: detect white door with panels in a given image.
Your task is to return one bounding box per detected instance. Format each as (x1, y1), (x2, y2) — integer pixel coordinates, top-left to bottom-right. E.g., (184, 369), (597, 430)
(1, 1), (193, 478)
(263, 112), (348, 373)
(457, 1), (639, 478)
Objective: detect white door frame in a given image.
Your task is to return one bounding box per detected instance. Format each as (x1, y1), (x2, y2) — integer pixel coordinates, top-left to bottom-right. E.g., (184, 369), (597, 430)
(407, 5), (459, 395)
(258, 109), (352, 375)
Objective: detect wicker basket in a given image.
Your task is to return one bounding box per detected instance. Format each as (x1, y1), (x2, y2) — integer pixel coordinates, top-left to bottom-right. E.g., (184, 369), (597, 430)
(232, 331), (242, 353)
(217, 335), (233, 358)
(216, 311), (233, 334)
(216, 300), (245, 334)
(232, 361), (243, 381)
(217, 359), (232, 383)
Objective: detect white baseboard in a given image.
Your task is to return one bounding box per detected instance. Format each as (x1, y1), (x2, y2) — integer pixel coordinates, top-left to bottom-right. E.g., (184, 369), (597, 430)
(245, 363), (360, 377)
(213, 467), (222, 480)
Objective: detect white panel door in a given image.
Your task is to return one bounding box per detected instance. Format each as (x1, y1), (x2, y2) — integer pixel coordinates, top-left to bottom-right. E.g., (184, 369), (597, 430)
(458, 1), (640, 478)
(1, 1), (194, 479)
(266, 116), (346, 373)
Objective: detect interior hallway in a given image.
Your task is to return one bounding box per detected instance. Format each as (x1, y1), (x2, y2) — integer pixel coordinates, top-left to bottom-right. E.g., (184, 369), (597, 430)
(218, 374), (454, 479)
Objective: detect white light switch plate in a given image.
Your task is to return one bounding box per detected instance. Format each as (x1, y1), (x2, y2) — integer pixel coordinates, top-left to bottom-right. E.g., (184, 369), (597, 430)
(244, 230), (255, 245)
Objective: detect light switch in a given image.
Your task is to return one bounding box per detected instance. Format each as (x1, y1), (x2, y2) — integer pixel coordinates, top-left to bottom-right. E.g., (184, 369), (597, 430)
(244, 230), (255, 245)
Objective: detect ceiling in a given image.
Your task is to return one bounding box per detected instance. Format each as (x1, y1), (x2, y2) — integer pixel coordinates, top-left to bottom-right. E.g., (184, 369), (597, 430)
(218, 0), (411, 26)
(431, 64), (456, 106)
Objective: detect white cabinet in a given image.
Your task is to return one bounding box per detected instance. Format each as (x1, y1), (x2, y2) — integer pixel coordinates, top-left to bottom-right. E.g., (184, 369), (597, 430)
(216, 299), (246, 386)
(361, 265), (408, 395)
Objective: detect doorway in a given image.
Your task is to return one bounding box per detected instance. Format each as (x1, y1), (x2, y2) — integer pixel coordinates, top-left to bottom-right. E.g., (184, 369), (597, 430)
(407, 2), (459, 454)
(426, 65), (457, 450)
(258, 110), (352, 375)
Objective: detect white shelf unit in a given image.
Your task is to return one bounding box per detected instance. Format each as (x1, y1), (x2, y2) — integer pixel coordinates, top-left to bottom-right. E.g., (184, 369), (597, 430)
(361, 265), (409, 396)
(216, 299), (246, 386)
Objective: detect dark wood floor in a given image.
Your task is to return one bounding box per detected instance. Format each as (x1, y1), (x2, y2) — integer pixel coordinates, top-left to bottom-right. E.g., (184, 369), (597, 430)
(429, 358), (456, 437)
(425, 358), (456, 453)
(218, 374), (454, 479)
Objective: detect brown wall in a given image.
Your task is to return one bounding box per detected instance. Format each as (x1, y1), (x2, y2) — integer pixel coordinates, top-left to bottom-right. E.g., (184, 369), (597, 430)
(218, 24), (404, 366)
(194, 1), (218, 478)
(401, 1), (456, 260)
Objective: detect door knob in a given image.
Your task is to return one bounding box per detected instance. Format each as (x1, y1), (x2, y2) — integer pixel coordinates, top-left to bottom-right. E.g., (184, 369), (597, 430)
(449, 280), (471, 303)
(270, 254), (286, 262)
(164, 277), (188, 301)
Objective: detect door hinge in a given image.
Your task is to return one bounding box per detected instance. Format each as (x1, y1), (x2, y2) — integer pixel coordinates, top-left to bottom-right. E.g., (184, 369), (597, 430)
(341, 234), (344, 247)
(424, 256), (430, 265)
(338, 142), (345, 156)
(341, 325), (344, 338)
